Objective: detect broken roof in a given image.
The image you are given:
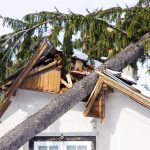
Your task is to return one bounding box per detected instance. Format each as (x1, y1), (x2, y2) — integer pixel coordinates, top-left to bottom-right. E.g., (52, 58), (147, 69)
(84, 69), (150, 119)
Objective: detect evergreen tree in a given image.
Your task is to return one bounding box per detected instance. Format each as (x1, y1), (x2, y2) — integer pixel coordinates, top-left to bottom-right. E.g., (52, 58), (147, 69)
(0, 0), (150, 83)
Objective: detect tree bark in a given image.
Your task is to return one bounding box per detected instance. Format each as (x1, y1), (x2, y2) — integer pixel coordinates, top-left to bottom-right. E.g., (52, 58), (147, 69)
(0, 40), (144, 150)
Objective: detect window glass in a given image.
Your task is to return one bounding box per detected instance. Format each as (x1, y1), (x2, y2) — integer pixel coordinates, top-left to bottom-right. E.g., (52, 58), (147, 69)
(49, 146), (59, 150)
(38, 146), (47, 150)
(67, 145), (76, 150)
(77, 146), (87, 150)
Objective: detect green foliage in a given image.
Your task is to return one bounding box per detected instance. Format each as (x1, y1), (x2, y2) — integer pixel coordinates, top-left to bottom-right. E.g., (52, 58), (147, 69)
(48, 25), (62, 47)
(0, 0), (150, 82)
(0, 16), (26, 31)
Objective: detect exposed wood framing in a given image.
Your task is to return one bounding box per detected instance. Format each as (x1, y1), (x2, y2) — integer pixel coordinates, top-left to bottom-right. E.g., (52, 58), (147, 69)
(70, 70), (87, 76)
(20, 67), (61, 93)
(97, 71), (150, 109)
(75, 60), (83, 71)
(66, 73), (73, 88)
(84, 77), (103, 116)
(84, 88), (105, 122)
(61, 78), (71, 88)
(28, 60), (57, 77)
(0, 34), (146, 149)
(0, 40), (50, 117)
(54, 69), (61, 92)
(84, 70), (150, 121)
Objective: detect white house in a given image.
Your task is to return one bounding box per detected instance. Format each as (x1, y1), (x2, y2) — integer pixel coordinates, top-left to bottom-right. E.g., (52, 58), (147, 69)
(0, 83), (150, 150)
(0, 40), (150, 150)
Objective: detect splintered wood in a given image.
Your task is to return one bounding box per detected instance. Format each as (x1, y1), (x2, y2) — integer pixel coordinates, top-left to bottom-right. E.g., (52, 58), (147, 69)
(75, 60), (83, 71)
(0, 41), (49, 118)
(84, 76), (105, 122)
(96, 71), (150, 109)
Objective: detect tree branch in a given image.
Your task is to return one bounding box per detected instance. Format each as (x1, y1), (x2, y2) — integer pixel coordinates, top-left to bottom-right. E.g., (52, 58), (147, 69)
(0, 13), (127, 49)
(96, 17), (127, 35)
(0, 32), (147, 149)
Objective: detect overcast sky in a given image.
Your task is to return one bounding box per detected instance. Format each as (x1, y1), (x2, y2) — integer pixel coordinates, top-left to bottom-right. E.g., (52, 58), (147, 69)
(0, 0), (139, 35)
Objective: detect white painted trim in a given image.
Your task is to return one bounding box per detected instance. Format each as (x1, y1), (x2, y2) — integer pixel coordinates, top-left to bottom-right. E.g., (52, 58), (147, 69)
(34, 141), (91, 150)
(64, 141), (91, 150)
(34, 141), (62, 150)
(37, 132), (99, 136)
(36, 132), (98, 150)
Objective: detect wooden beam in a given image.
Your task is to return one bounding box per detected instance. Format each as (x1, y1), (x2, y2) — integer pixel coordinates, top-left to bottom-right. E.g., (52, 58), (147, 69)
(75, 60), (83, 71)
(66, 73), (73, 88)
(54, 69), (61, 92)
(70, 70), (87, 76)
(28, 60), (57, 77)
(0, 99), (11, 117)
(84, 77), (103, 116)
(0, 40), (51, 118)
(60, 78), (71, 88)
(87, 110), (100, 118)
(97, 71), (150, 109)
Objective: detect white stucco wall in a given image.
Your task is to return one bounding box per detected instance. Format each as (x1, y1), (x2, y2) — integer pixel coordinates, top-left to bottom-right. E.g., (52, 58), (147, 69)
(97, 91), (150, 150)
(0, 89), (150, 150)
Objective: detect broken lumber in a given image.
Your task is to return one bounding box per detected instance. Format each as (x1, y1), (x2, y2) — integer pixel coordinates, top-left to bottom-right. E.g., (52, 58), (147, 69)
(0, 36), (145, 150)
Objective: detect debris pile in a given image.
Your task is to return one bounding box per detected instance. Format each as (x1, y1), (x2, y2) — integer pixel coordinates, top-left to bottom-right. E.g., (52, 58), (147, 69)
(1, 47), (101, 93)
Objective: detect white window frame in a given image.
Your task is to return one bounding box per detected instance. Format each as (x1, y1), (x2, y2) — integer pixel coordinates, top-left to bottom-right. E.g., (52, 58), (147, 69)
(64, 141), (91, 150)
(34, 141), (62, 150)
(34, 141), (91, 150)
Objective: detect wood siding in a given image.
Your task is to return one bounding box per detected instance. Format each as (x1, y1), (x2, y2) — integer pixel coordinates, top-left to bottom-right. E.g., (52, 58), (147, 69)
(20, 68), (61, 93)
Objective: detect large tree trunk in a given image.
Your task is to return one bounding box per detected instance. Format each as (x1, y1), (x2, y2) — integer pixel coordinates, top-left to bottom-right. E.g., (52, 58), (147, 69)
(0, 40), (144, 150)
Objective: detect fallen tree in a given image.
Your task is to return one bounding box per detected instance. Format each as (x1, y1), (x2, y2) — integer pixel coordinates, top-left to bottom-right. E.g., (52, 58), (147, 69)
(0, 32), (147, 149)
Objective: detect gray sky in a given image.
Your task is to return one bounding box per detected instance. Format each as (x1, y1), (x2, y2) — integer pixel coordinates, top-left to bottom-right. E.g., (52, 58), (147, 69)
(0, 0), (138, 35)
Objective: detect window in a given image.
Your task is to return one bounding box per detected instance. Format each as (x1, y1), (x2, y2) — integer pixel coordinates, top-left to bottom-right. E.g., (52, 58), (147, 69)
(34, 141), (91, 150)
(29, 136), (96, 150)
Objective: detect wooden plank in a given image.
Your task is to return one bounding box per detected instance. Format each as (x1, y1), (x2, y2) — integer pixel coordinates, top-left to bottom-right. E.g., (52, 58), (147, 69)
(52, 70), (56, 92)
(87, 110), (100, 118)
(28, 60), (57, 77)
(60, 87), (68, 93)
(90, 106), (100, 112)
(51, 70), (55, 92)
(26, 77), (32, 89)
(40, 73), (44, 91)
(37, 74), (41, 90)
(57, 70), (61, 92)
(75, 60), (83, 71)
(84, 77), (103, 116)
(0, 40), (50, 117)
(66, 73), (73, 88)
(19, 81), (24, 88)
(0, 99), (11, 118)
(70, 70), (86, 76)
(4, 41), (48, 98)
(30, 74), (38, 90)
(54, 69), (61, 92)
(85, 77), (102, 107)
(97, 71), (150, 109)
(37, 74), (42, 91)
(20, 79), (27, 89)
(61, 78), (71, 88)
(48, 70), (53, 92)
(43, 72), (49, 91)
(31, 74), (38, 90)
(46, 72), (50, 91)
